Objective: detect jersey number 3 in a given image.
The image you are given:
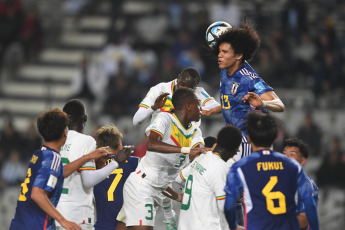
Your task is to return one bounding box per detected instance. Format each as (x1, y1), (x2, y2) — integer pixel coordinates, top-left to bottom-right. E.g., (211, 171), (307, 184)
(107, 168), (123, 201)
(262, 176), (286, 215)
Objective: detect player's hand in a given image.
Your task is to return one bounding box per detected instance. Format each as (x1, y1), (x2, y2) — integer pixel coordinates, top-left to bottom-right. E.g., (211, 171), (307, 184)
(87, 147), (110, 160)
(162, 186), (183, 202)
(189, 147), (211, 161)
(201, 109), (211, 117)
(242, 92), (264, 107)
(235, 225), (244, 230)
(152, 93), (170, 110)
(60, 219), (81, 230)
(115, 145), (134, 164)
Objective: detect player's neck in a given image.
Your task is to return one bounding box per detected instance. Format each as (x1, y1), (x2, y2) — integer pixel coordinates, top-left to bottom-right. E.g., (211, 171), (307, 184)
(174, 112), (190, 129)
(252, 146), (273, 152)
(44, 141), (64, 153)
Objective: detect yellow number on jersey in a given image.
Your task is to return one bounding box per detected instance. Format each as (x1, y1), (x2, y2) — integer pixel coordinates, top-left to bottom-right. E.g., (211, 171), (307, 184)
(262, 176), (286, 215)
(221, 94), (230, 109)
(107, 168), (123, 201)
(19, 168), (32, 201)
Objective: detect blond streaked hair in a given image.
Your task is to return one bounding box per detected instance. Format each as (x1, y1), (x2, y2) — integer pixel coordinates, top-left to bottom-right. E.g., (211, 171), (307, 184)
(94, 124), (123, 150)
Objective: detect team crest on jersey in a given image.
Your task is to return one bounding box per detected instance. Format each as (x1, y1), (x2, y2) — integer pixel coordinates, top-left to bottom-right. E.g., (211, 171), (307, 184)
(231, 82), (240, 95)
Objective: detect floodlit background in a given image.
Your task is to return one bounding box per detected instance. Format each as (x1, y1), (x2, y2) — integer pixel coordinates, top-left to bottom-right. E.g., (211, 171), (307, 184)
(0, 0), (344, 229)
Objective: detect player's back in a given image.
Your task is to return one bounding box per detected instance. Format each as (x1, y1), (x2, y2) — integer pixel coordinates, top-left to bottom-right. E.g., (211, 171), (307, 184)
(10, 147), (64, 230)
(234, 150), (302, 230)
(93, 156), (139, 230)
(179, 152), (229, 230)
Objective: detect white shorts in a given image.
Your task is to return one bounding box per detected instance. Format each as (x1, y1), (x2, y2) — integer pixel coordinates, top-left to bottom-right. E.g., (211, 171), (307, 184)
(123, 172), (165, 226)
(116, 206), (126, 223)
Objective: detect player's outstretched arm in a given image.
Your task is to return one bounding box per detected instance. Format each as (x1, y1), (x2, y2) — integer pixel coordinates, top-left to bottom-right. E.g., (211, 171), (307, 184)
(80, 146), (134, 188)
(31, 187), (81, 230)
(242, 91), (285, 112)
(201, 105), (222, 117)
(64, 147), (110, 178)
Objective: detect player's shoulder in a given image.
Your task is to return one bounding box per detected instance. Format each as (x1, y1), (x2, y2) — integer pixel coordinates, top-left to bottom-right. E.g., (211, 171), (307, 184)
(69, 130), (95, 143)
(128, 156), (140, 164)
(233, 151), (261, 168)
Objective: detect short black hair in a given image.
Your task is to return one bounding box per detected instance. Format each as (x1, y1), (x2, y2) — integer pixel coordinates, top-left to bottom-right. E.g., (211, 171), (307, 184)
(246, 112), (277, 147)
(215, 21), (260, 62)
(180, 67), (200, 86)
(204, 136), (217, 148)
(216, 126), (242, 154)
(172, 88), (197, 111)
(63, 99), (85, 123)
(37, 108), (69, 142)
(284, 138), (310, 159)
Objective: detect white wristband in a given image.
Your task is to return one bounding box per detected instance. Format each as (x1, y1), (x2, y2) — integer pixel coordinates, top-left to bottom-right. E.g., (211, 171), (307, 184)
(262, 100), (267, 107)
(181, 147), (191, 155)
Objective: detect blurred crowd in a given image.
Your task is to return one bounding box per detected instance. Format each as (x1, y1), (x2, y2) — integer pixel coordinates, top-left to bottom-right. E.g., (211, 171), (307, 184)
(1, 0), (345, 194)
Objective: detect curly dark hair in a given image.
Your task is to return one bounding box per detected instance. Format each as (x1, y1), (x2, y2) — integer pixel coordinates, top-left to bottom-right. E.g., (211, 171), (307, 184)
(284, 138), (310, 159)
(214, 21), (260, 62)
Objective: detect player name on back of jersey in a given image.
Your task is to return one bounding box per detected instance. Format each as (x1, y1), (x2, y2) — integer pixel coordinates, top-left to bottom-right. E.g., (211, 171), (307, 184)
(191, 160), (207, 175)
(257, 161), (284, 171)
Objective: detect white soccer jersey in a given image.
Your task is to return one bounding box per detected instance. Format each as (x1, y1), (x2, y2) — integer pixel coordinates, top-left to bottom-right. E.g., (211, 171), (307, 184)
(178, 152), (230, 230)
(136, 112), (204, 188)
(138, 79), (219, 123)
(56, 130), (97, 228)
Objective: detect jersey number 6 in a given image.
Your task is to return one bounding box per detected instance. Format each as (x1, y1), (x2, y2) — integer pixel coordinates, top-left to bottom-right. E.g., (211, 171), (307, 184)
(262, 176), (286, 215)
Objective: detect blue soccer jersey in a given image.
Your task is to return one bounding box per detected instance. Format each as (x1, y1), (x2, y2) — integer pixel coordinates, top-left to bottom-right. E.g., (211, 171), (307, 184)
(93, 156), (139, 230)
(298, 175), (319, 230)
(224, 150), (319, 230)
(219, 61), (272, 136)
(10, 146), (64, 230)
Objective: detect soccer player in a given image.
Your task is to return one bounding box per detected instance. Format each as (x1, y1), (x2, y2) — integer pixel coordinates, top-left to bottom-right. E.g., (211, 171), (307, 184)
(133, 67), (220, 126)
(123, 87), (209, 230)
(10, 109), (80, 230)
(177, 125), (242, 230)
(133, 67), (219, 229)
(56, 99), (128, 230)
(93, 124), (139, 230)
(224, 112), (319, 230)
(214, 21), (285, 160)
(283, 138), (319, 230)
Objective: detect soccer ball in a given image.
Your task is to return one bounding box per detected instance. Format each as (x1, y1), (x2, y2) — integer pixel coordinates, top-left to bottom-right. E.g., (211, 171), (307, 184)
(205, 21), (232, 48)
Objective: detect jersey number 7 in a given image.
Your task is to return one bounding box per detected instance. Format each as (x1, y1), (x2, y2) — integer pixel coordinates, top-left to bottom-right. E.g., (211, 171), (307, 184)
(107, 168), (123, 201)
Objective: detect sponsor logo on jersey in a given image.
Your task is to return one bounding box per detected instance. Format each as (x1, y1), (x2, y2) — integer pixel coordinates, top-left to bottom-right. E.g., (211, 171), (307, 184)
(231, 82), (240, 95)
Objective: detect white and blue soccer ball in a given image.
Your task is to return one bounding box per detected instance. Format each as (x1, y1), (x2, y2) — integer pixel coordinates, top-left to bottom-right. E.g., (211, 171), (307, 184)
(205, 21), (232, 48)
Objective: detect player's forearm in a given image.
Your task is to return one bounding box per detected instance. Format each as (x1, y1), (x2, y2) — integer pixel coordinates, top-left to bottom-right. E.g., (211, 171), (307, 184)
(202, 105), (222, 117)
(64, 154), (92, 178)
(262, 98), (285, 112)
(147, 139), (186, 153)
(133, 107), (154, 126)
(81, 161), (119, 188)
(31, 187), (66, 224)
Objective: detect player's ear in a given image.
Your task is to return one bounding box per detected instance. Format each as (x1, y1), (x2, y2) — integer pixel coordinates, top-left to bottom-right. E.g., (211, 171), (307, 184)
(301, 157), (307, 166)
(236, 53), (243, 61)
